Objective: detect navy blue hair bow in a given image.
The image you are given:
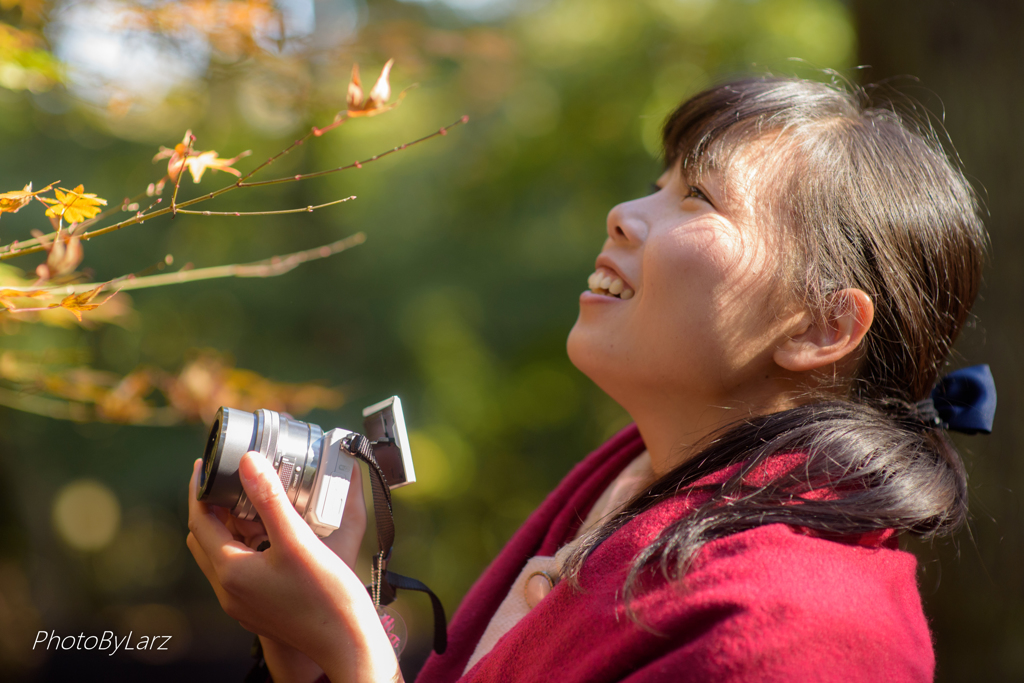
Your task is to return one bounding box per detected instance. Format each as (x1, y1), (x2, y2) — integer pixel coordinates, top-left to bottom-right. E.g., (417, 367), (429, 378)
(916, 364), (997, 435)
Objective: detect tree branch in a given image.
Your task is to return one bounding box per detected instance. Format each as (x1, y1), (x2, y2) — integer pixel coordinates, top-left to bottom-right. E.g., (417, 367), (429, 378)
(0, 116), (467, 260)
(65, 232), (365, 294)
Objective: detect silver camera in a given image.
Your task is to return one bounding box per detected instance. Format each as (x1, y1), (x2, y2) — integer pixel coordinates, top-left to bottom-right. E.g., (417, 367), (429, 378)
(197, 396), (414, 537)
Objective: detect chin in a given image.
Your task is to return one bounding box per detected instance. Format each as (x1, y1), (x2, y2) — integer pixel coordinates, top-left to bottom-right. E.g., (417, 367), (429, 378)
(567, 319), (628, 403)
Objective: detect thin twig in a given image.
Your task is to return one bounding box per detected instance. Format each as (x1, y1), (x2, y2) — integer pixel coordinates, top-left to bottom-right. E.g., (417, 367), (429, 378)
(0, 116), (467, 260)
(237, 115), (345, 182)
(174, 196), (355, 216)
(237, 115), (469, 189)
(0, 387), (93, 422)
(61, 232), (364, 294)
(0, 386), (181, 425)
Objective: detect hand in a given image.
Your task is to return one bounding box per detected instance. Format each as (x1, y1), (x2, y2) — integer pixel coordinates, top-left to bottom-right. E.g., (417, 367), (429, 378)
(187, 453), (402, 683)
(226, 462), (367, 569)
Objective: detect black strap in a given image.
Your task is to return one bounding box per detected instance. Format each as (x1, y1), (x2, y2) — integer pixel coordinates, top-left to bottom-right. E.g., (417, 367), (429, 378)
(345, 433), (447, 655)
(382, 570), (448, 654)
(344, 433), (395, 574)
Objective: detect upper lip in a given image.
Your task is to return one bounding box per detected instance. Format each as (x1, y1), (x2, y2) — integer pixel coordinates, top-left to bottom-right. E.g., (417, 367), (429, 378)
(594, 254), (634, 291)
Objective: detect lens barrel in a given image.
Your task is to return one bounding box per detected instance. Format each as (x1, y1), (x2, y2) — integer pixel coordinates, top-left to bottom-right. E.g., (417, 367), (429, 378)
(198, 407), (325, 519)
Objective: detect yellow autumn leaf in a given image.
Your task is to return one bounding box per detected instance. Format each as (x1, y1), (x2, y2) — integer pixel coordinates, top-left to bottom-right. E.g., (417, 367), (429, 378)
(41, 185), (108, 224)
(0, 181), (56, 218)
(153, 130), (252, 183)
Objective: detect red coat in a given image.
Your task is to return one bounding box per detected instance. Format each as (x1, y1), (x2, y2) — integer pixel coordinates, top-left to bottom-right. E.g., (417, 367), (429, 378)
(414, 424), (934, 683)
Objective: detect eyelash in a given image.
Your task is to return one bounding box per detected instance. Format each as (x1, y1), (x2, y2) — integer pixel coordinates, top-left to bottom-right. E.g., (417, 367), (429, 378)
(647, 182), (711, 206)
(685, 185), (709, 203)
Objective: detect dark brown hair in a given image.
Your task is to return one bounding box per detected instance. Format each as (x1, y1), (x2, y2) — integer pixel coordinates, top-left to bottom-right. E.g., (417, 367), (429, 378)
(565, 76), (987, 610)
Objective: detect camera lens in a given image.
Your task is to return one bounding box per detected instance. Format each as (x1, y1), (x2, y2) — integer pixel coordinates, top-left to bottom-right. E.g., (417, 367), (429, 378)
(197, 407), (325, 519)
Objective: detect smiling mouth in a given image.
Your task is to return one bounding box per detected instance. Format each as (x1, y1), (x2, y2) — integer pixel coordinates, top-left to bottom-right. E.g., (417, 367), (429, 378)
(586, 268), (634, 299)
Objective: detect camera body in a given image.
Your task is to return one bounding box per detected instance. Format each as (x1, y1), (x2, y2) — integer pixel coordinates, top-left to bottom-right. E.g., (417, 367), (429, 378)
(197, 396), (414, 537)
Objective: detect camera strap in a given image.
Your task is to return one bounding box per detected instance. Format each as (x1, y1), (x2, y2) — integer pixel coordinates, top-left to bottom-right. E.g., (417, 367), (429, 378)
(344, 433), (448, 655)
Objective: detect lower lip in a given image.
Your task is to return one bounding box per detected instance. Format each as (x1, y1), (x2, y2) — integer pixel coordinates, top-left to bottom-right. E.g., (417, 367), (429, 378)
(579, 291), (624, 304)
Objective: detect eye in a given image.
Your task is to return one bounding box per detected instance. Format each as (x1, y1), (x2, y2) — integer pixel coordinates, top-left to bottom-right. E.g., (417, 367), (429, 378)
(685, 185), (710, 203)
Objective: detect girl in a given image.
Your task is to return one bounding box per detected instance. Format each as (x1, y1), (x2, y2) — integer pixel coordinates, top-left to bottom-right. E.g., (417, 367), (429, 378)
(187, 76), (993, 683)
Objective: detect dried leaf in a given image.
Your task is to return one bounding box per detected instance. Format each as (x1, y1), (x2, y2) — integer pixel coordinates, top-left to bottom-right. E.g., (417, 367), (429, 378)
(346, 63), (363, 111)
(0, 288), (50, 311)
(347, 59), (398, 117)
(0, 181), (56, 218)
(366, 59), (393, 109)
(50, 282), (121, 322)
(40, 185), (107, 225)
(36, 234), (84, 281)
(154, 130), (252, 184)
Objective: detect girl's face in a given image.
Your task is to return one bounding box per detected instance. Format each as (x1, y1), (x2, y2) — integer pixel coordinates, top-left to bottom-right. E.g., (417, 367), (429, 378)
(567, 154), (802, 419)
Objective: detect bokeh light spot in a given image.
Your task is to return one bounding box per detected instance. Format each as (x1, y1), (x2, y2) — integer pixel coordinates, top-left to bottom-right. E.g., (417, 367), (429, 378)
(52, 479), (121, 552)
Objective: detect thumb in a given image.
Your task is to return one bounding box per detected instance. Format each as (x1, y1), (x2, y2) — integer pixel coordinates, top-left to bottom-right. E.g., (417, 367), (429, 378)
(238, 451), (316, 549)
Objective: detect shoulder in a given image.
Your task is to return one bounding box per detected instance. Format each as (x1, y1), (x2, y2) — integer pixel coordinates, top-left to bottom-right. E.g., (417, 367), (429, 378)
(628, 524), (934, 683)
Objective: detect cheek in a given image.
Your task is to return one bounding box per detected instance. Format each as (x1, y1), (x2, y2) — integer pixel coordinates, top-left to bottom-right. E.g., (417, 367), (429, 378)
(643, 228), (735, 323)
(640, 227), (778, 362)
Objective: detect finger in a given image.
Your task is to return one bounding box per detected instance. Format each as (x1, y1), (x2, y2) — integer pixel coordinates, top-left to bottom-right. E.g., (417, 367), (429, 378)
(187, 532), (244, 619)
(343, 460), (366, 522)
(231, 516), (267, 539)
(189, 459), (249, 559)
(186, 531), (219, 586)
(238, 451), (317, 549)
(226, 516), (270, 550)
(322, 463), (367, 567)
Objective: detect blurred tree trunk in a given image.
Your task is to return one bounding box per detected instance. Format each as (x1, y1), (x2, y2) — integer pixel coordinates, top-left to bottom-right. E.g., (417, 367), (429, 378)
(854, 2), (1024, 681)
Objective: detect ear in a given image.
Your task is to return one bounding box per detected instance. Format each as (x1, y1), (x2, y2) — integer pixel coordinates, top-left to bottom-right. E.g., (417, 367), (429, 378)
(773, 288), (874, 373)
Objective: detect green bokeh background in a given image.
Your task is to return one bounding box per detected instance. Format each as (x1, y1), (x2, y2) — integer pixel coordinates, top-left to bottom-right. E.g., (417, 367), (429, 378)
(0, 0), (1020, 680)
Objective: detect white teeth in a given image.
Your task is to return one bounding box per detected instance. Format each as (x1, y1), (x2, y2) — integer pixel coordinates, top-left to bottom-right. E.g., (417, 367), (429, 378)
(586, 268), (634, 299)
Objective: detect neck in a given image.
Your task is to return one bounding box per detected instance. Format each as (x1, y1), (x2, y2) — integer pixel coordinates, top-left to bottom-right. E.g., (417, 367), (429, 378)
(625, 386), (797, 478)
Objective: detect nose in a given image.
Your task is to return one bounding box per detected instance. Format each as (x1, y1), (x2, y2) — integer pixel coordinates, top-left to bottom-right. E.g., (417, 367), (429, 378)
(605, 196), (648, 245)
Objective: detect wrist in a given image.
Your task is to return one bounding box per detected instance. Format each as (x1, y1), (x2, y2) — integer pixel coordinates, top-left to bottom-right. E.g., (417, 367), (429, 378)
(318, 601), (403, 683)
(260, 636), (326, 683)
